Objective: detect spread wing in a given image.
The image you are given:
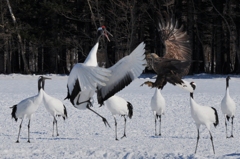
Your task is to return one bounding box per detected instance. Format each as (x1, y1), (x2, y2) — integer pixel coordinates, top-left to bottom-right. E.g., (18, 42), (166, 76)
(66, 63), (111, 105)
(97, 42), (146, 105)
(158, 14), (192, 76)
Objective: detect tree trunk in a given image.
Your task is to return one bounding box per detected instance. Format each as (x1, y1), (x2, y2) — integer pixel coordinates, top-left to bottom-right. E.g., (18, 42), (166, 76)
(4, 37), (8, 73)
(235, 25), (240, 73)
(6, 0), (30, 74)
(211, 23), (215, 74)
(6, 38), (11, 74)
(187, 0), (194, 74)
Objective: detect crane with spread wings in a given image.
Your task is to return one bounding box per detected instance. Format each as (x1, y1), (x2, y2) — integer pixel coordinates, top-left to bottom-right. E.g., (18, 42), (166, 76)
(141, 14), (192, 89)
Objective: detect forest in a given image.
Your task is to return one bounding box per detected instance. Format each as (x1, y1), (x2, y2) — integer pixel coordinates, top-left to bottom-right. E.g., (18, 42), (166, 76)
(0, 0), (240, 75)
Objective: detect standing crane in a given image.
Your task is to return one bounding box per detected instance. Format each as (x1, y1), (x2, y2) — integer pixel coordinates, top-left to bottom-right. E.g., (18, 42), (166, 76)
(42, 79), (67, 137)
(10, 76), (50, 143)
(189, 82), (219, 154)
(221, 76), (236, 138)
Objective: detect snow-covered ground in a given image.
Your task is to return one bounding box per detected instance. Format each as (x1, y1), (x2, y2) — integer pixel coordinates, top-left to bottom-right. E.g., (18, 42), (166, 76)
(0, 73), (239, 159)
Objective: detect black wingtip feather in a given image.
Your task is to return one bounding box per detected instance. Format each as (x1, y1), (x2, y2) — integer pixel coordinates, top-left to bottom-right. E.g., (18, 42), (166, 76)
(97, 73), (133, 105)
(10, 105), (18, 122)
(127, 102), (133, 119)
(65, 85), (70, 100)
(226, 115), (230, 121)
(66, 79), (81, 106)
(63, 105), (68, 120)
(211, 107), (219, 127)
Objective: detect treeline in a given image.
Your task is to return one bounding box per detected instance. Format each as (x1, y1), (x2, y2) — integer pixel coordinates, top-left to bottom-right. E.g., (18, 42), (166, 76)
(0, 0), (240, 74)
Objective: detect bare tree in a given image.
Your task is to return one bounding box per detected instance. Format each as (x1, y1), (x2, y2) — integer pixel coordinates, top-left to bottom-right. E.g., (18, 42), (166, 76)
(6, 0), (30, 73)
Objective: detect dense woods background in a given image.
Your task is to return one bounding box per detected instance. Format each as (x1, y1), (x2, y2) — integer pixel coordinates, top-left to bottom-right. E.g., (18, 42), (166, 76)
(0, 0), (240, 75)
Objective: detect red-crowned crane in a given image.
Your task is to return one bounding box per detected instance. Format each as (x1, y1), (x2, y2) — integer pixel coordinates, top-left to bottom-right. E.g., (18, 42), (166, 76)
(65, 26), (146, 128)
(42, 79), (67, 137)
(103, 95), (133, 140)
(150, 88), (165, 136)
(221, 76), (236, 138)
(10, 76), (51, 143)
(65, 26), (112, 127)
(189, 82), (219, 154)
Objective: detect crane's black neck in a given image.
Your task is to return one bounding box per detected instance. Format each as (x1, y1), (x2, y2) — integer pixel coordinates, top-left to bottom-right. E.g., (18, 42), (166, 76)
(96, 36), (101, 43)
(38, 78), (45, 92)
(42, 80), (45, 90)
(226, 78), (229, 90)
(38, 79), (42, 92)
(190, 92), (194, 99)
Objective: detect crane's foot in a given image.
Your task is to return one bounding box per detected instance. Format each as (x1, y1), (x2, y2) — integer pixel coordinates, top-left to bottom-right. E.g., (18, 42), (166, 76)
(102, 118), (111, 127)
(121, 134), (126, 139)
(16, 140), (19, 143)
(27, 140), (30, 143)
(227, 135), (234, 138)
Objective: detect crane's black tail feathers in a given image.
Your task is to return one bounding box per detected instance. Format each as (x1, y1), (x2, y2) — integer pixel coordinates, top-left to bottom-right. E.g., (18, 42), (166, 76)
(63, 105), (68, 120)
(211, 107), (219, 127)
(226, 115), (230, 121)
(127, 102), (133, 119)
(10, 105), (18, 122)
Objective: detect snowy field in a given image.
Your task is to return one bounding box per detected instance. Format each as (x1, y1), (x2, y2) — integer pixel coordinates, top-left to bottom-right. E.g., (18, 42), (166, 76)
(0, 73), (240, 159)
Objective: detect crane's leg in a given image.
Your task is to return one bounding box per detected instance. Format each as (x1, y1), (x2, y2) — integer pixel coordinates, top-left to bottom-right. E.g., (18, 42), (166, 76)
(77, 99), (92, 107)
(154, 114), (157, 136)
(209, 131), (215, 154)
(114, 117), (118, 140)
(52, 118), (55, 137)
(87, 105), (110, 127)
(159, 115), (161, 136)
(52, 117), (59, 137)
(27, 119), (31, 143)
(121, 116), (127, 139)
(230, 117), (234, 138)
(195, 128), (200, 154)
(225, 117), (228, 138)
(16, 119), (24, 143)
(76, 95), (93, 107)
(55, 117), (59, 136)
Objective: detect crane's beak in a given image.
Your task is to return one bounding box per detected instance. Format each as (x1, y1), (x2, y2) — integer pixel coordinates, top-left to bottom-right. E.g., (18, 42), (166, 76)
(104, 29), (113, 42)
(43, 77), (51, 80)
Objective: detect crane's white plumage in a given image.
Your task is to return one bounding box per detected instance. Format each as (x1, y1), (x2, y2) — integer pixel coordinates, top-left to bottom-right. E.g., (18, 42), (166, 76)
(42, 79), (67, 137)
(150, 88), (165, 136)
(67, 63), (111, 110)
(43, 92), (67, 118)
(84, 42), (99, 66)
(10, 76), (46, 143)
(97, 42), (146, 105)
(104, 95), (133, 140)
(65, 26), (113, 127)
(67, 63), (111, 96)
(66, 27), (112, 106)
(221, 76), (236, 138)
(12, 94), (43, 119)
(65, 26), (146, 128)
(189, 82), (219, 154)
